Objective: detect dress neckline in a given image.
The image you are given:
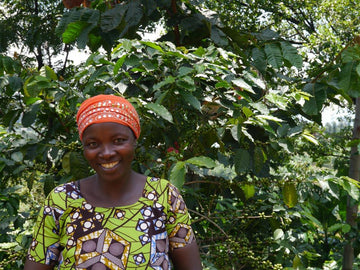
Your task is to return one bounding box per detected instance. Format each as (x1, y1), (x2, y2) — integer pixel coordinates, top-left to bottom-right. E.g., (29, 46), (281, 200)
(74, 176), (153, 209)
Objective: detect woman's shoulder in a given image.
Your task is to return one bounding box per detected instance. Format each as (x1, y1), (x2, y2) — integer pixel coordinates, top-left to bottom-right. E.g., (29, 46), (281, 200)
(46, 181), (83, 204)
(145, 176), (173, 190)
(146, 176), (169, 184)
(144, 176), (182, 200)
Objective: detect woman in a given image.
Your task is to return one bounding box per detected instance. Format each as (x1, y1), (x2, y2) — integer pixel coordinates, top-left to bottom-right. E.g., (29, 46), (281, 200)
(24, 94), (202, 269)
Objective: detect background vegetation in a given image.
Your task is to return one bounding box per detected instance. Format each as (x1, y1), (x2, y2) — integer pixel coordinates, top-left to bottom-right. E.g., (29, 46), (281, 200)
(1, 0), (360, 269)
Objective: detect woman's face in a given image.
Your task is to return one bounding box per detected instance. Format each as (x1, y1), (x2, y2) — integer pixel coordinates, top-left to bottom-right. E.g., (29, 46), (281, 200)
(82, 122), (136, 182)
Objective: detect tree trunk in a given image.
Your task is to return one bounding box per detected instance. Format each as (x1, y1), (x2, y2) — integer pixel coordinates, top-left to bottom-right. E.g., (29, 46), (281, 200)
(343, 97), (360, 269)
(35, 45), (44, 70)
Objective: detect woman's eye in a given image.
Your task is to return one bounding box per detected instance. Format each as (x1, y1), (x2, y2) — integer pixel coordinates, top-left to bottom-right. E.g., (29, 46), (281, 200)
(114, 138), (126, 144)
(87, 142), (98, 148)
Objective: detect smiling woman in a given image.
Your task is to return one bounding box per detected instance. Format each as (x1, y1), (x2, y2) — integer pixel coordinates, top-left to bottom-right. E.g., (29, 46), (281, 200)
(82, 122), (137, 193)
(23, 94), (202, 270)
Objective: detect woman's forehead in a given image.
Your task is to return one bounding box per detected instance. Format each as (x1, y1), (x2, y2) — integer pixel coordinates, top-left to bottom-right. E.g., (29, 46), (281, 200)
(82, 122), (134, 138)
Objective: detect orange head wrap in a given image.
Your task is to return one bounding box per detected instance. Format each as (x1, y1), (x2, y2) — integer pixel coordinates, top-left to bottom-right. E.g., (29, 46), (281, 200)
(76, 94), (140, 140)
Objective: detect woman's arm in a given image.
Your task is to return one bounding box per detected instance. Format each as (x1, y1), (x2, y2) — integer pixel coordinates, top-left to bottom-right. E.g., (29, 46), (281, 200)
(170, 241), (202, 270)
(24, 259), (54, 270)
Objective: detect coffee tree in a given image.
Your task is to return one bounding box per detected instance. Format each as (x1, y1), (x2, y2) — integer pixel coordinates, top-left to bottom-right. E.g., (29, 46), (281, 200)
(1, 0), (360, 269)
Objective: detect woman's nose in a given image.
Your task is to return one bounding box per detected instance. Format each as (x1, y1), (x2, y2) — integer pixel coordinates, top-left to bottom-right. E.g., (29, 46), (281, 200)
(99, 144), (115, 158)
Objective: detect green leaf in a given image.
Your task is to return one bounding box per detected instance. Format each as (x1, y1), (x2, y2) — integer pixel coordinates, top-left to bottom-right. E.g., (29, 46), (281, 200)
(252, 47), (267, 73)
(5, 201), (16, 216)
(338, 177), (360, 200)
(72, 152), (90, 180)
(327, 223), (343, 233)
(234, 148), (251, 174)
(287, 126), (302, 137)
(328, 223), (351, 233)
(211, 26), (228, 47)
(205, 164), (237, 180)
(256, 115), (284, 123)
(113, 55), (127, 75)
(101, 4), (126, 32)
(0, 242), (17, 249)
(242, 107), (253, 118)
(340, 176), (360, 188)
(62, 152), (72, 174)
(273, 228), (284, 240)
(88, 33), (102, 51)
(302, 83), (328, 115)
(230, 125), (240, 142)
(257, 29), (280, 40)
(253, 146), (266, 174)
(180, 91), (201, 111)
(283, 182), (298, 208)
(11, 152), (23, 162)
(0, 162), (5, 173)
(41, 66), (57, 81)
(186, 156), (216, 168)
(232, 78), (255, 94)
(301, 206), (323, 229)
(342, 46), (360, 63)
(62, 152), (90, 180)
(215, 81), (231, 88)
(280, 41), (303, 69)
(170, 161), (186, 188)
(339, 61), (360, 97)
(176, 76), (196, 91)
(347, 139), (360, 147)
(77, 24), (96, 49)
(140, 41), (164, 53)
(241, 184), (255, 200)
(8, 196), (19, 212)
(145, 103), (173, 123)
(23, 77), (39, 98)
(264, 43), (283, 69)
(153, 76), (175, 91)
(243, 71), (266, 90)
(22, 101), (41, 127)
(342, 224), (351, 233)
(338, 61), (355, 91)
(178, 66), (193, 76)
(293, 255), (303, 269)
(192, 47), (206, 57)
(62, 21), (89, 44)
(266, 92), (289, 110)
(43, 175), (56, 197)
(124, 0), (143, 28)
(356, 63), (360, 77)
(24, 76), (55, 98)
(8, 76), (23, 91)
(0, 55), (20, 74)
(301, 133), (319, 145)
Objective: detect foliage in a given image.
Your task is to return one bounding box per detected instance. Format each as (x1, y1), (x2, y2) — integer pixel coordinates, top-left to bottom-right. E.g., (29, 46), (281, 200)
(0, 36), (357, 269)
(2, 0), (360, 269)
(56, 0), (230, 52)
(203, 0), (360, 116)
(0, 0), (67, 70)
(203, 0), (360, 54)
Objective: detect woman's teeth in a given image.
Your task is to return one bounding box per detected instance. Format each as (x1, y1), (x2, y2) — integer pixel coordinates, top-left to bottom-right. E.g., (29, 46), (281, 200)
(101, 161), (118, 169)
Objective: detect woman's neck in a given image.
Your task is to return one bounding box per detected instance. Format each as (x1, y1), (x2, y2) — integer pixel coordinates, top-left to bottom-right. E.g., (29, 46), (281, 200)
(81, 171), (147, 207)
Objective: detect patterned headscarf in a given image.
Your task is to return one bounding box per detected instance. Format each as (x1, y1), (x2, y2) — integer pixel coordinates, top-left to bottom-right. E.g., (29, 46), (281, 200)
(76, 94), (140, 140)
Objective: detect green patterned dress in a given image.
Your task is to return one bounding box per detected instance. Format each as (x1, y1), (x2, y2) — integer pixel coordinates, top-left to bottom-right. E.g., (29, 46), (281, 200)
(27, 177), (195, 269)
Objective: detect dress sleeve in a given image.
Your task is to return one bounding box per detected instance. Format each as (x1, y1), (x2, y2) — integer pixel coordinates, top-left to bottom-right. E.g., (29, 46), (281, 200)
(166, 183), (196, 251)
(27, 190), (63, 265)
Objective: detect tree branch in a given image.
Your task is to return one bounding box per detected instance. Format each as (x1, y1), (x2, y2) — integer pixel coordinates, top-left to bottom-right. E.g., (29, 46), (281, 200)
(188, 209), (229, 238)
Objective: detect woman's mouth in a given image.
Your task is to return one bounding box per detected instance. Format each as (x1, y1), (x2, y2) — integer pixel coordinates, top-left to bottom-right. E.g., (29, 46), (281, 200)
(100, 161), (119, 169)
